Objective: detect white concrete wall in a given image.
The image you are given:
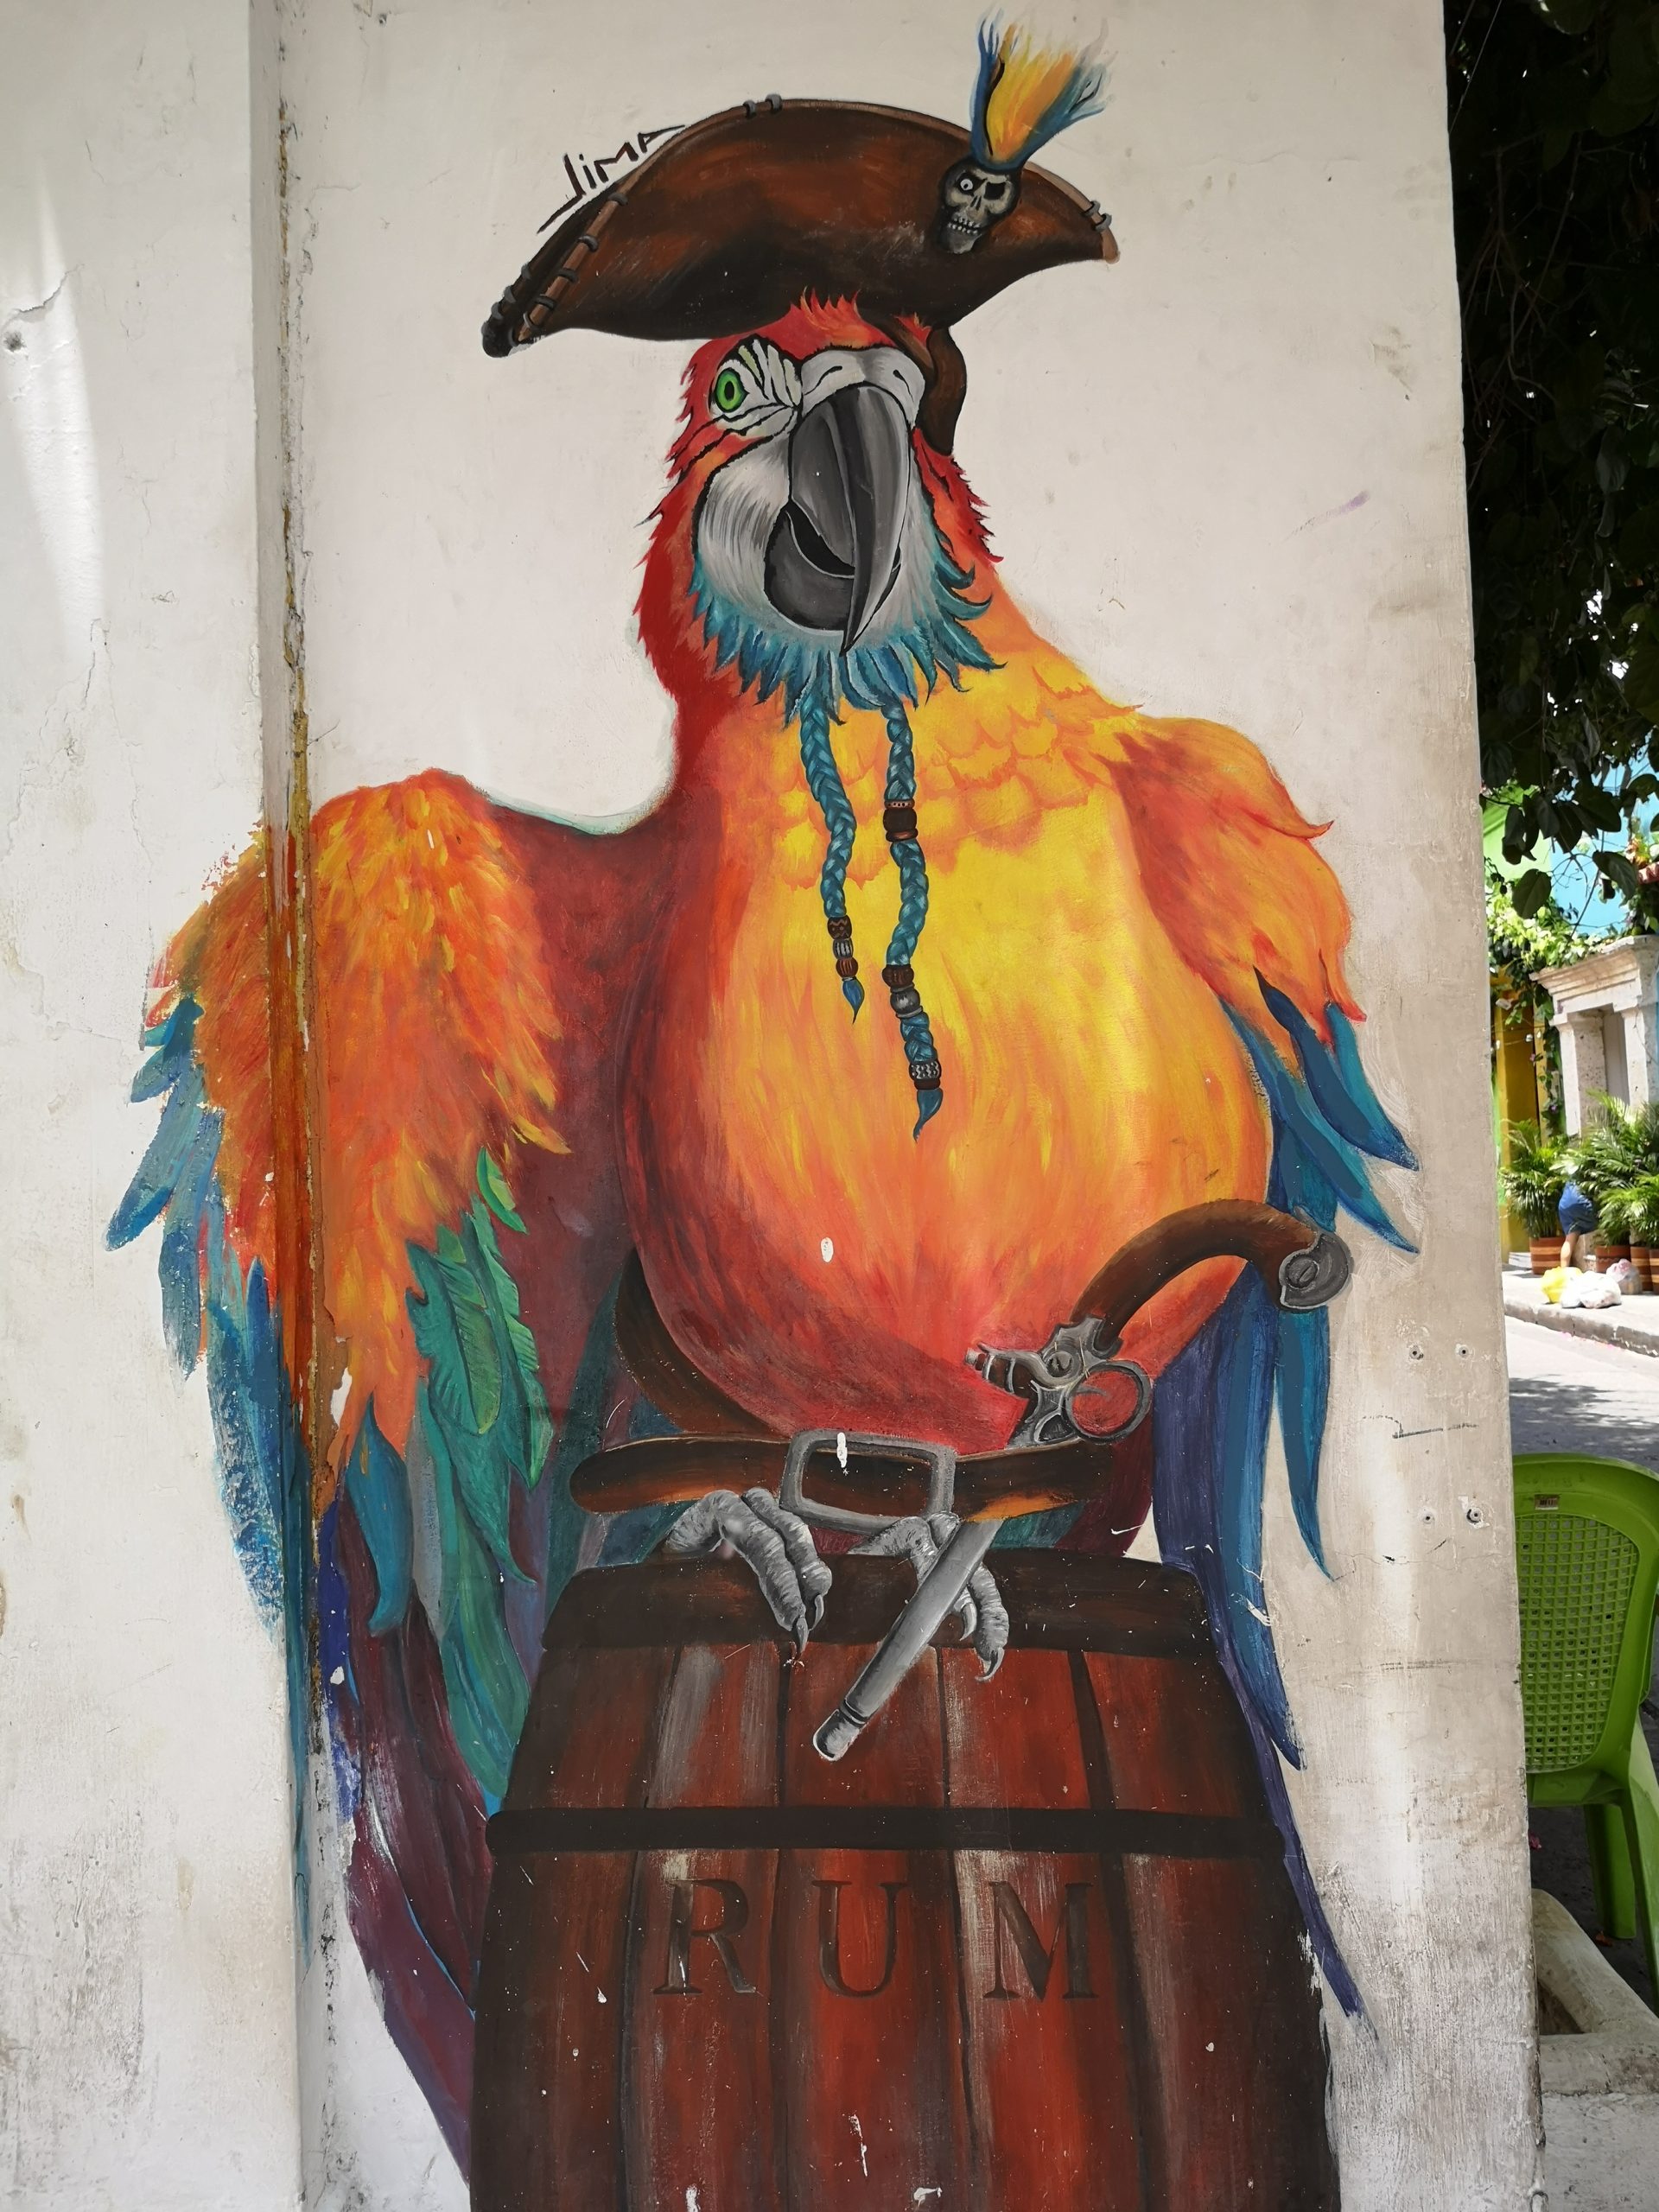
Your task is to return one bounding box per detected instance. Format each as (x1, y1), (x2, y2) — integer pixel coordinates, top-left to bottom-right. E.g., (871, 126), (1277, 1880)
(1, 0), (1540, 2204)
(283, 0), (1538, 2204)
(0, 3), (302, 2206)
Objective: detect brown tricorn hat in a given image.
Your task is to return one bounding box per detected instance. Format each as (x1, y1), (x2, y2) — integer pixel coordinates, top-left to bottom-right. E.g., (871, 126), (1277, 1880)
(481, 85), (1116, 453)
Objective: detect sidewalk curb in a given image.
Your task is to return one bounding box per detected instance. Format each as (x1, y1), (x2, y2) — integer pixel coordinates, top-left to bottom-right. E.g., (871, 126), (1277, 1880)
(1503, 1278), (1659, 1361)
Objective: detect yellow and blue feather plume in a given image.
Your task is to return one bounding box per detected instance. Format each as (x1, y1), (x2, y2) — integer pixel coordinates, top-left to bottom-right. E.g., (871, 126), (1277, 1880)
(969, 21), (1108, 171)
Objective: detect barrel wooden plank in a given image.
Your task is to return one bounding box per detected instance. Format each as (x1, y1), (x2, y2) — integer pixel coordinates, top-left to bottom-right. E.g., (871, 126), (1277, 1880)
(505, 1643), (668, 1811)
(474, 1645), (673, 2212)
(1084, 1648), (1257, 1817)
(623, 1641), (784, 2210)
(1085, 1643), (1336, 2202)
(774, 1643), (971, 2209)
(1123, 1855), (1338, 2210)
(945, 1645), (1148, 2212)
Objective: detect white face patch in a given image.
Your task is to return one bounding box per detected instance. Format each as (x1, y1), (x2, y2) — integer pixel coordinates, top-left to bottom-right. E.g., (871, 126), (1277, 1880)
(696, 436), (791, 611)
(705, 338), (802, 442)
(693, 346), (940, 656)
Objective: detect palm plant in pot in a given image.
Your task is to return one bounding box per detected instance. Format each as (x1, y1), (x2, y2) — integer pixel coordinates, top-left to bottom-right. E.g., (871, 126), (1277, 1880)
(1599, 1175), (1659, 1291)
(1498, 1122), (1573, 1274)
(1577, 1098), (1659, 1282)
(1574, 1103), (1637, 1267)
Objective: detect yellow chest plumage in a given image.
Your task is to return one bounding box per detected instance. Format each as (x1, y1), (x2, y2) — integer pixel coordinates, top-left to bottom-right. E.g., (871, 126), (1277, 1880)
(620, 647), (1270, 1451)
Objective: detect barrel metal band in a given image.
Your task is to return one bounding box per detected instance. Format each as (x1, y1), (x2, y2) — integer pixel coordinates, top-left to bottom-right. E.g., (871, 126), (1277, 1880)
(485, 1804), (1280, 1861)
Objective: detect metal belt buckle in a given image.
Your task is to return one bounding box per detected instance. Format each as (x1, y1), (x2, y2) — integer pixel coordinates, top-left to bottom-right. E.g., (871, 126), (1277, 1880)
(778, 1429), (957, 1536)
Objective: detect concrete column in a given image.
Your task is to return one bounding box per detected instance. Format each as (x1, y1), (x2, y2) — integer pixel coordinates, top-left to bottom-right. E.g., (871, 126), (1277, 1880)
(1624, 998), (1659, 1110)
(1558, 1014), (1607, 1135)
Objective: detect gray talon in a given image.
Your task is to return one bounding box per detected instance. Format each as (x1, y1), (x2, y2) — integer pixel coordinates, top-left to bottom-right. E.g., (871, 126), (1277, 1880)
(664, 1487), (831, 1649)
(966, 1561), (1008, 1675)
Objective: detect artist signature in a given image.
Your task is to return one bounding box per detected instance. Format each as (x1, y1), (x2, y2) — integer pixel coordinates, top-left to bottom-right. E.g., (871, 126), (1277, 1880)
(538, 128), (683, 232)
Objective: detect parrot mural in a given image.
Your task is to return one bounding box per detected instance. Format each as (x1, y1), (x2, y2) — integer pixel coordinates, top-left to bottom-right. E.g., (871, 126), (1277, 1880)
(112, 26), (1413, 2206)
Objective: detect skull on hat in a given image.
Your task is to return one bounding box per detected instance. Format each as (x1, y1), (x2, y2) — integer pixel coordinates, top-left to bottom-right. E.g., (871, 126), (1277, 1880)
(937, 162), (1020, 254)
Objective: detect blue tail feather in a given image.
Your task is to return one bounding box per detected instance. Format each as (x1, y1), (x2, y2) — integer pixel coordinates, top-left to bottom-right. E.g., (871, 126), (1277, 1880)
(108, 1059), (209, 1247)
(1228, 1010), (1413, 1252)
(130, 996), (200, 1101)
(1276, 1307), (1332, 1574)
(345, 1408), (416, 1637)
(1256, 978), (1417, 1171)
(158, 1115), (221, 1370)
(1153, 990), (1416, 2018)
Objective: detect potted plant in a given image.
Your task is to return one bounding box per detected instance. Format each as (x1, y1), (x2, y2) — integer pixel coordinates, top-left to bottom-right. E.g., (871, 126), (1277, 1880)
(1576, 1099), (1659, 1274)
(1573, 1109), (1632, 1266)
(1603, 1174), (1659, 1290)
(1595, 1181), (1639, 1281)
(1499, 1122), (1572, 1274)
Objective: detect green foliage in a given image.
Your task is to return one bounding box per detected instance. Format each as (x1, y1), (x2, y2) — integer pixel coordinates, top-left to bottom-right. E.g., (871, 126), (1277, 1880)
(1500, 1118), (1576, 1233)
(1571, 1092), (1659, 1194)
(1487, 867), (1612, 1116)
(1487, 862), (1614, 973)
(1572, 1095), (1659, 1239)
(1599, 1169), (1659, 1243)
(1450, 1), (1659, 890)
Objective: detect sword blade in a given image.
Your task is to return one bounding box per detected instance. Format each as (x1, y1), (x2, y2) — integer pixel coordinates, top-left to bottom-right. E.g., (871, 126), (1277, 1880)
(812, 1518), (1000, 1761)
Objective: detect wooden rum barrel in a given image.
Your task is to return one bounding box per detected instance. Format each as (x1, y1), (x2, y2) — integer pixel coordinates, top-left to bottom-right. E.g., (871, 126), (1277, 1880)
(472, 1552), (1339, 2210)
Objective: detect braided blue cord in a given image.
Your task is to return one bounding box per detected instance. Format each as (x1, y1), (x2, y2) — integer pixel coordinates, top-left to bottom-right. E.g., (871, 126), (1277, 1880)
(884, 709), (943, 1134)
(798, 683), (863, 1016)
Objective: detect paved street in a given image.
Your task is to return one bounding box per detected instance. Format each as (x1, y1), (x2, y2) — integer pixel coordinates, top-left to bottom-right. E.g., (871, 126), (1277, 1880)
(1508, 1317), (1659, 2007)
(1509, 1315), (1659, 1471)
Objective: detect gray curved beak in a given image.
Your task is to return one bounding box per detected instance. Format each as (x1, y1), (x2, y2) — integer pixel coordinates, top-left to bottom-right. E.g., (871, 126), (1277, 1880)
(764, 382), (912, 652)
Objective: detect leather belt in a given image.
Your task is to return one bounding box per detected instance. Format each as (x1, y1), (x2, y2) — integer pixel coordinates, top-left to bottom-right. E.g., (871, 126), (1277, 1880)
(569, 1200), (1351, 1523)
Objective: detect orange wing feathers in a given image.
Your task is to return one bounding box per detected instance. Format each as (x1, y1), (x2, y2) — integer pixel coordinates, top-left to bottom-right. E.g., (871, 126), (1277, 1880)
(151, 772), (652, 1492)
(1110, 712), (1361, 1051)
(160, 838), (279, 1289)
(312, 775), (567, 1463)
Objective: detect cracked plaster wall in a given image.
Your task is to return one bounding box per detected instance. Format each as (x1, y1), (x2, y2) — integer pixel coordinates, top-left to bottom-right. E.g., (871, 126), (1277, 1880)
(0, 3), (302, 2206)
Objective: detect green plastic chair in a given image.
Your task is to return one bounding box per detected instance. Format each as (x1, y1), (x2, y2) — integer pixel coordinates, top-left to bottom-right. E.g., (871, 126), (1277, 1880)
(1514, 1452), (1659, 2001)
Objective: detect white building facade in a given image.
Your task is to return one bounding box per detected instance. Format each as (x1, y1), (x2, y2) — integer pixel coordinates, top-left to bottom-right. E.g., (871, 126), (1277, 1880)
(1536, 938), (1659, 1132)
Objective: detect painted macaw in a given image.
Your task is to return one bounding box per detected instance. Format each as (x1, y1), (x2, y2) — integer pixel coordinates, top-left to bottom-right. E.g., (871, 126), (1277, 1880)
(112, 33), (1413, 2173)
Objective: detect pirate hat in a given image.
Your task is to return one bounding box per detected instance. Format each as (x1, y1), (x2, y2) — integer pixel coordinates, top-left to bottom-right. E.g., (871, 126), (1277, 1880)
(481, 26), (1116, 452)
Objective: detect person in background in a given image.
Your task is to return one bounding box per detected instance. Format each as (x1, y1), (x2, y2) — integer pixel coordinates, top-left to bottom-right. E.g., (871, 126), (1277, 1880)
(1559, 1175), (1598, 1269)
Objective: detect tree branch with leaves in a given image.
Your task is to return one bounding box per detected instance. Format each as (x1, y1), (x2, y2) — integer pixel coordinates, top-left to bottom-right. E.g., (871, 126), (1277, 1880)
(1450, 0), (1659, 916)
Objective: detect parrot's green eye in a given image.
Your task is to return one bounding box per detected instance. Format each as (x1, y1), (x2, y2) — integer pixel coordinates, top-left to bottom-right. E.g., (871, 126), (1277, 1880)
(711, 366), (747, 416)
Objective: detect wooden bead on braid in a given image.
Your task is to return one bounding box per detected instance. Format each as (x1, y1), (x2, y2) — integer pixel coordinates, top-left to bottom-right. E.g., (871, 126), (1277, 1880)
(882, 804), (919, 842)
(825, 913), (858, 988)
